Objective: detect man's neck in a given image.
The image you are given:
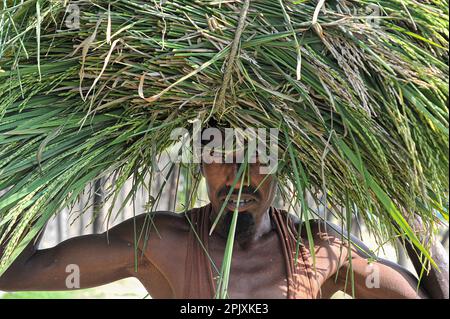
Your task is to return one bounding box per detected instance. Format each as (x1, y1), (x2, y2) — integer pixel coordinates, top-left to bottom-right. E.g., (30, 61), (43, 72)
(210, 207), (273, 249)
(252, 209), (273, 239)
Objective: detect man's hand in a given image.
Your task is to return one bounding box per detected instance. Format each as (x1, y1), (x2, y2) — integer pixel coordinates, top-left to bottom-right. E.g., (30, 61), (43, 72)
(402, 215), (449, 299)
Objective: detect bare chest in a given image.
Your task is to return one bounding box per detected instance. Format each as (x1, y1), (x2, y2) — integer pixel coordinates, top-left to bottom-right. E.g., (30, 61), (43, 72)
(141, 231), (338, 298)
(203, 232), (332, 299)
(210, 241), (289, 299)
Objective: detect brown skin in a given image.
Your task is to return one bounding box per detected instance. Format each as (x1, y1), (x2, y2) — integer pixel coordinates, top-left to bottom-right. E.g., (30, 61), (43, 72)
(203, 158), (277, 247)
(0, 160), (439, 298)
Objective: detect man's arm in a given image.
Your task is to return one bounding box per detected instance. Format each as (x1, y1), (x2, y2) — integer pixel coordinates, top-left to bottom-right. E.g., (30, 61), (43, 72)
(404, 238), (449, 299)
(333, 249), (428, 299)
(0, 219), (141, 291)
(317, 222), (431, 299)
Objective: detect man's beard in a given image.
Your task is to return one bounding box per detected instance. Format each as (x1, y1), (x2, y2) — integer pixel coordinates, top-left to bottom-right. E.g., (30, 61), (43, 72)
(221, 210), (256, 248)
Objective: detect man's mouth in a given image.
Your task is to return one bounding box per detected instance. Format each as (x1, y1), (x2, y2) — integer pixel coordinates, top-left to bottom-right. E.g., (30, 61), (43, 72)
(221, 195), (257, 212)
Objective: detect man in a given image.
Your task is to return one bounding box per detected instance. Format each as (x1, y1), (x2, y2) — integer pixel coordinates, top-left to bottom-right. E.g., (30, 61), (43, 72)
(0, 130), (448, 299)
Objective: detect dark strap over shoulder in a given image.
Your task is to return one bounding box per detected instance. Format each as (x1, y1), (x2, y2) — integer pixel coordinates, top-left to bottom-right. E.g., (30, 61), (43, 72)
(183, 204), (216, 298)
(270, 207), (315, 299)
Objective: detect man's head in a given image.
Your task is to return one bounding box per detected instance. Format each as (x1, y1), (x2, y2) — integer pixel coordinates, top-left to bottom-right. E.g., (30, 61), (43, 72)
(199, 127), (278, 248)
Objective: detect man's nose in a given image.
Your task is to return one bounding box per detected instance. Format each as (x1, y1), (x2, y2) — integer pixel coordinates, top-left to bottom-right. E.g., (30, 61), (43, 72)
(225, 163), (248, 188)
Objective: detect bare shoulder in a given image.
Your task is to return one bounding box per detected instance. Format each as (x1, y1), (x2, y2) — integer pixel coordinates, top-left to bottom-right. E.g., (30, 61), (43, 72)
(107, 210), (190, 245)
(293, 218), (378, 260)
(292, 218), (346, 244)
(291, 218), (372, 256)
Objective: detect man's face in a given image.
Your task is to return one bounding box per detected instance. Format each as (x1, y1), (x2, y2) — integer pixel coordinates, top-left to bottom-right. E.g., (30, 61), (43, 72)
(201, 156), (277, 245)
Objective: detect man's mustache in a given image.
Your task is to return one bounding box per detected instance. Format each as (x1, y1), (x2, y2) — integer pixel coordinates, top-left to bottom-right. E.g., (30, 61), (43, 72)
(217, 185), (261, 200)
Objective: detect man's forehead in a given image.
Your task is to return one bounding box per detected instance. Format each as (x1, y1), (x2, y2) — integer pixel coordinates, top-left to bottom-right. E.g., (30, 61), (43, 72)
(192, 124), (280, 173)
(200, 127), (277, 149)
